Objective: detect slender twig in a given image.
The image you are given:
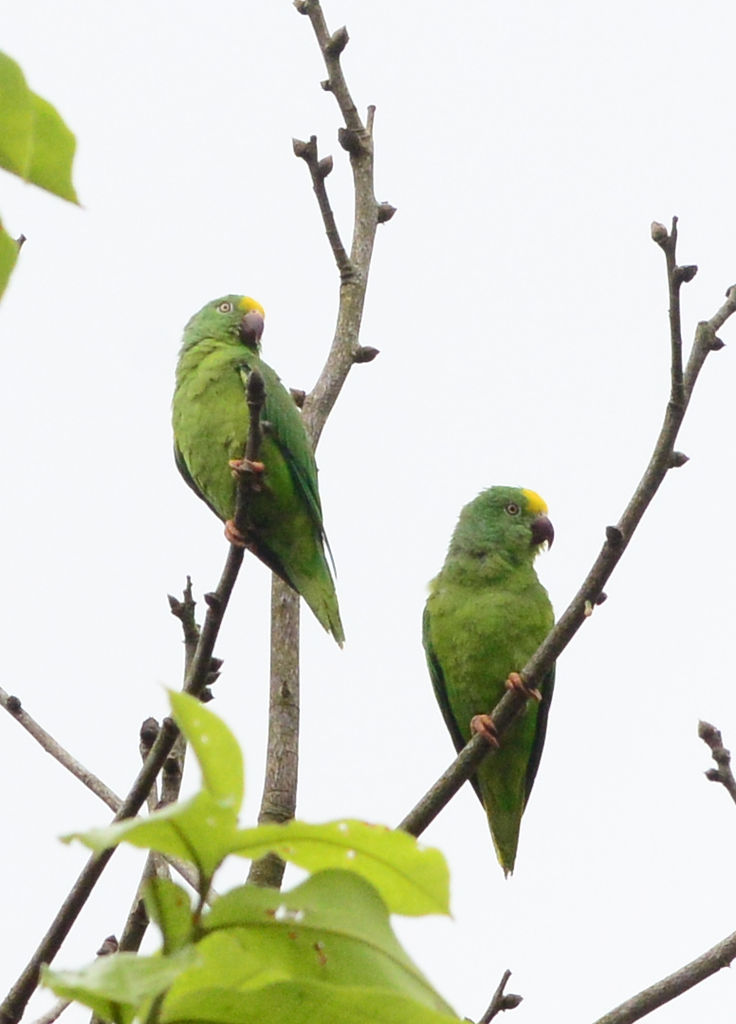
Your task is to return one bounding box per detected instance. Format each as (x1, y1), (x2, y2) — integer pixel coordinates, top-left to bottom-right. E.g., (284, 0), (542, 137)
(699, 721), (736, 805)
(295, 2), (363, 134)
(31, 999), (71, 1024)
(293, 136), (351, 279)
(114, 722), (169, 965)
(167, 576), (200, 669)
(117, 856), (165, 955)
(296, 0), (388, 446)
(652, 217), (685, 401)
(477, 970), (522, 1023)
(165, 578), (222, 806)
(590, 929), (736, 1024)
(0, 379), (267, 1024)
(0, 686), (122, 812)
(400, 229), (736, 838)
(247, 0), (392, 890)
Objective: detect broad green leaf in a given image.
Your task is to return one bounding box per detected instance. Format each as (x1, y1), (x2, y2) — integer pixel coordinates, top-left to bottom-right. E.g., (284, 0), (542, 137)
(42, 949), (197, 1024)
(145, 878), (194, 954)
(195, 870), (455, 1015)
(169, 691), (243, 811)
(0, 224), (18, 300)
(64, 791), (238, 880)
(162, 979), (461, 1024)
(0, 54), (32, 176)
(162, 930), (287, 1007)
(229, 819), (450, 916)
(0, 51), (78, 202)
(26, 91), (78, 202)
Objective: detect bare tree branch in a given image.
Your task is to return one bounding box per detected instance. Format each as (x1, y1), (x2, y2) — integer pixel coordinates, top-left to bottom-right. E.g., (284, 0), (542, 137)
(114, 721), (169, 965)
(0, 686), (122, 812)
(590, 929), (736, 1024)
(400, 222), (736, 837)
(293, 136), (350, 278)
(248, 0), (392, 890)
(247, 579), (300, 889)
(699, 721), (736, 805)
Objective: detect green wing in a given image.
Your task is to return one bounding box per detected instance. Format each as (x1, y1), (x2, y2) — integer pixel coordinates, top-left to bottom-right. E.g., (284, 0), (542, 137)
(173, 440), (221, 518)
(422, 605), (483, 801)
(238, 358), (343, 645)
(524, 664), (555, 804)
(240, 360), (327, 545)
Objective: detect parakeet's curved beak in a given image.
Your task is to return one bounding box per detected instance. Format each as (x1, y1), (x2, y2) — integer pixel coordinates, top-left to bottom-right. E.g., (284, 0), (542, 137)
(239, 310), (265, 348)
(531, 513), (554, 549)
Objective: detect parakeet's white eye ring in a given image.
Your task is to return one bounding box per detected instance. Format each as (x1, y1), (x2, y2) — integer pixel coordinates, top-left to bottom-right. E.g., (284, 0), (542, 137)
(506, 502), (520, 516)
(217, 301), (233, 313)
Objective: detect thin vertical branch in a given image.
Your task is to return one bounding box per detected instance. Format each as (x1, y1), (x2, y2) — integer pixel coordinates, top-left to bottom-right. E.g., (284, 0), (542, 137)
(247, 579), (300, 889)
(249, 0), (392, 889)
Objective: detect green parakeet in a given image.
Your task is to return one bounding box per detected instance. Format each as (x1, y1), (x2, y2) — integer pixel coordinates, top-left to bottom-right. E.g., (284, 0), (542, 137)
(423, 486), (554, 874)
(172, 294), (344, 645)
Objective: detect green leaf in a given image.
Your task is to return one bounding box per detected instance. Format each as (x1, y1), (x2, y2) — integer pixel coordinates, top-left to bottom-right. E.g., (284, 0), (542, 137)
(189, 870), (456, 1016)
(0, 54), (33, 176)
(42, 949), (197, 1024)
(144, 878), (194, 954)
(26, 91), (78, 202)
(161, 930), (287, 1007)
(64, 791), (238, 880)
(0, 224), (19, 301)
(0, 51), (78, 202)
(229, 819), (450, 917)
(162, 979), (461, 1024)
(169, 691), (244, 811)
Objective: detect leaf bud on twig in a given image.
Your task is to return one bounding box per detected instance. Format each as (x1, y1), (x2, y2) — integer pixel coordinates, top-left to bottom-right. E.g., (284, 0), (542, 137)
(605, 525), (624, 547)
(338, 127), (364, 155)
(674, 264), (698, 284)
(325, 25), (349, 57)
(317, 155), (334, 179)
(292, 136), (317, 162)
(354, 346), (380, 364)
(650, 221), (669, 244)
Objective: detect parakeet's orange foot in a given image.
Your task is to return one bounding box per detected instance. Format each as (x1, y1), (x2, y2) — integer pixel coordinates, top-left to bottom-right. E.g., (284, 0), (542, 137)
(224, 519), (250, 547)
(228, 457), (265, 476)
(505, 671), (542, 702)
(470, 714), (500, 749)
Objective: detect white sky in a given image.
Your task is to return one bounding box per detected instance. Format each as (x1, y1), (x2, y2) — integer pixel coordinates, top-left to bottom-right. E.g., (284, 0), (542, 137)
(2, 2), (736, 1022)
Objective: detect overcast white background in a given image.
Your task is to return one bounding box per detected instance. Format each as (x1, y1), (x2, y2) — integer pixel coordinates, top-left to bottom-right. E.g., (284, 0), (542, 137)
(2, 2), (735, 1022)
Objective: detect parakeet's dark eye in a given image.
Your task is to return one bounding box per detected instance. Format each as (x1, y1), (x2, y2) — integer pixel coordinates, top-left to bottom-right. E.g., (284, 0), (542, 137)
(506, 502), (520, 516)
(217, 301), (233, 313)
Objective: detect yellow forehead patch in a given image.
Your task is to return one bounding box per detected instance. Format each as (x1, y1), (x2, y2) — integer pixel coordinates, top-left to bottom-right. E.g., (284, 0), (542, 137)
(238, 295), (266, 317)
(521, 488), (548, 516)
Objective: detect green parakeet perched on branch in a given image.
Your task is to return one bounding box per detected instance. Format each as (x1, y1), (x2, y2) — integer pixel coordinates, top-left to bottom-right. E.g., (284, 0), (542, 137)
(172, 294), (344, 646)
(423, 486), (555, 874)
